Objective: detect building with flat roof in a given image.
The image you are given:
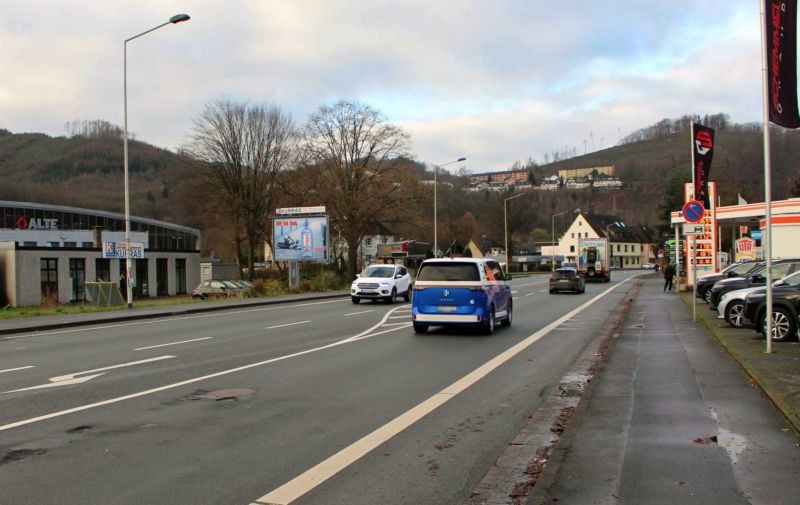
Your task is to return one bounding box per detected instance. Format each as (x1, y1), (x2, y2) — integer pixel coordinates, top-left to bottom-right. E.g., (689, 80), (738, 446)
(0, 200), (200, 307)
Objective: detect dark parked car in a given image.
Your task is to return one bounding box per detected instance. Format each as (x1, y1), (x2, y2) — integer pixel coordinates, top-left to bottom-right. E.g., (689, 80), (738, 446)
(696, 261), (761, 303)
(742, 271), (800, 341)
(191, 279), (241, 299)
(549, 268), (585, 294)
(707, 259), (800, 308)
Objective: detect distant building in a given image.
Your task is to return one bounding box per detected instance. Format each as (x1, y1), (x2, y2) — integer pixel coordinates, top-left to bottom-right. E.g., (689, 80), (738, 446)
(551, 212), (655, 268)
(469, 169), (530, 186)
(0, 200), (200, 307)
(558, 165), (615, 180)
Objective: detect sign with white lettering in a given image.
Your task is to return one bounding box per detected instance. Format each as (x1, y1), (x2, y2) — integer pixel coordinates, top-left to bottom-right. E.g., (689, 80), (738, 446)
(103, 241), (145, 259)
(16, 216), (58, 230)
(275, 206), (326, 216)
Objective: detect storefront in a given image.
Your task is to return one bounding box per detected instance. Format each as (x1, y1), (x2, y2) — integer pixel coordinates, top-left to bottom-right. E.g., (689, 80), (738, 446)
(0, 200), (200, 307)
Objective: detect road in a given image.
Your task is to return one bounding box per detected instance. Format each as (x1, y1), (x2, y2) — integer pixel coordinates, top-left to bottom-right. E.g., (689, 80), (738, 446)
(0, 271), (640, 505)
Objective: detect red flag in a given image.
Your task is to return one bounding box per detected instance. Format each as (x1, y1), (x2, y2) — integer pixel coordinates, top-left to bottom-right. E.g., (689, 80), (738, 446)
(692, 124), (715, 209)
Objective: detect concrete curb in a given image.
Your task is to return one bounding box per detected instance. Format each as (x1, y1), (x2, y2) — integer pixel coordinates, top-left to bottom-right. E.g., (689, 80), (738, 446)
(465, 280), (641, 505)
(0, 292), (349, 336)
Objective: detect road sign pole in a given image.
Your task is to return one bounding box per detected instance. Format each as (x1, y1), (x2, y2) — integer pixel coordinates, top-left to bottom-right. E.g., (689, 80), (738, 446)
(693, 234), (697, 322)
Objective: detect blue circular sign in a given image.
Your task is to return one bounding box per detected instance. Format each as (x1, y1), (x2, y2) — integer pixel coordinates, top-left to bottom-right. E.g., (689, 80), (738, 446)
(682, 200), (705, 223)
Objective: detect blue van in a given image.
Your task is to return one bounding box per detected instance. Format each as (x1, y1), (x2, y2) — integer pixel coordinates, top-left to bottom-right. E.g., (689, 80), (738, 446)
(411, 258), (512, 334)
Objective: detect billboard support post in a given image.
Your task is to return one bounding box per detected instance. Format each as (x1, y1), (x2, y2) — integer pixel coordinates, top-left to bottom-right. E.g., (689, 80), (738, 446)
(289, 261), (299, 289)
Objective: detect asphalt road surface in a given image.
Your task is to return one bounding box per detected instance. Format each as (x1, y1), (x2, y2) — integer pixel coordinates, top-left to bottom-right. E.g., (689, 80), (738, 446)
(0, 271), (641, 505)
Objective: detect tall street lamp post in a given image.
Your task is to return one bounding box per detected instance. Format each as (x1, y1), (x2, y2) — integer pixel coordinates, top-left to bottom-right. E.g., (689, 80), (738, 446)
(551, 208), (580, 270)
(433, 157), (466, 257)
(504, 192), (529, 270)
(123, 14), (190, 308)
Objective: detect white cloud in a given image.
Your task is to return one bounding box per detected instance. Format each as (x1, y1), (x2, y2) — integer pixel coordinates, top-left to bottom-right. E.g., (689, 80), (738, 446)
(0, 1), (765, 170)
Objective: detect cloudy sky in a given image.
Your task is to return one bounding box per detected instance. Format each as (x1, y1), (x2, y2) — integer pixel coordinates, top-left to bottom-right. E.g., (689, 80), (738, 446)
(1, 1), (765, 172)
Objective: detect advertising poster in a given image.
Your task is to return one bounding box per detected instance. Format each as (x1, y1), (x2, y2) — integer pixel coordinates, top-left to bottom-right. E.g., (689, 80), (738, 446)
(273, 216), (328, 261)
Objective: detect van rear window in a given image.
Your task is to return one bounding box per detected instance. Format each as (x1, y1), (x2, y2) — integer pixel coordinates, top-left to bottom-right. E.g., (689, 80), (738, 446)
(417, 263), (481, 281)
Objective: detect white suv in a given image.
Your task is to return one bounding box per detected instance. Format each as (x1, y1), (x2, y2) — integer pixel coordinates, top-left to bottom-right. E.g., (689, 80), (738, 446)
(351, 264), (412, 304)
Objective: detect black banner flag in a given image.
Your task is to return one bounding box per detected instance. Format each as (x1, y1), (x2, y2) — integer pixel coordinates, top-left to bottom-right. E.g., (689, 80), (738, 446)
(765, 0), (800, 128)
(693, 124), (715, 209)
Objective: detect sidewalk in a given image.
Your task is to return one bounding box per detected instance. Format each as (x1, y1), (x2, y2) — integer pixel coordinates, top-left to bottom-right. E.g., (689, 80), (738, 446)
(0, 290), (349, 336)
(680, 288), (800, 432)
(531, 277), (800, 504)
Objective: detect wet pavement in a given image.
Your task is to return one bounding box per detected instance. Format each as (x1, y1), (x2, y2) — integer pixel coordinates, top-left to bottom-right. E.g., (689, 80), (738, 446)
(530, 277), (800, 504)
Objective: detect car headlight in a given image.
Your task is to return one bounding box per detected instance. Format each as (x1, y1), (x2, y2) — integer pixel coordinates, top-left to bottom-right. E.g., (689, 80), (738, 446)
(379, 282), (391, 287)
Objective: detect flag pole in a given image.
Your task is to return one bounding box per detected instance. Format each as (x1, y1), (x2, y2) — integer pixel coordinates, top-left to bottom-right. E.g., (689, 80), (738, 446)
(760, 0), (773, 353)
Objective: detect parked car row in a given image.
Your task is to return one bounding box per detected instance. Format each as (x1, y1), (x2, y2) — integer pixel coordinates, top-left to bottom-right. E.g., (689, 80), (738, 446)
(698, 259), (800, 342)
(191, 279), (254, 299)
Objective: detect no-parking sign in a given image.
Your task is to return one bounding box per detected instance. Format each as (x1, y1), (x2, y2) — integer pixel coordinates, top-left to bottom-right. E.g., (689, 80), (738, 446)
(682, 200), (705, 223)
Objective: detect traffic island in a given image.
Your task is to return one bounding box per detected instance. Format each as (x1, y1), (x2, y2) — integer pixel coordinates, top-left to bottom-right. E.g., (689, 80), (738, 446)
(677, 290), (800, 434)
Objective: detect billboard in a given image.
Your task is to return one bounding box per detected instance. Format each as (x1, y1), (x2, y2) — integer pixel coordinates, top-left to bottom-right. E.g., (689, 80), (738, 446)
(273, 216), (328, 261)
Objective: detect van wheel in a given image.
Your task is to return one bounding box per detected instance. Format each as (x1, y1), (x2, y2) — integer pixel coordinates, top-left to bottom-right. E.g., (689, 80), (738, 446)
(501, 301), (512, 327)
(413, 323), (428, 334)
(482, 307), (495, 335)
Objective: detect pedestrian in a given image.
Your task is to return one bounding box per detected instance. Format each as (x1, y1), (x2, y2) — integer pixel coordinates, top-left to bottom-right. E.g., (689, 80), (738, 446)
(663, 260), (676, 291)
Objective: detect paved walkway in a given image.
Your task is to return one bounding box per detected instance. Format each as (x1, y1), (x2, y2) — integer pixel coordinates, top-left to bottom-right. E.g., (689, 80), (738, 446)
(532, 277), (800, 504)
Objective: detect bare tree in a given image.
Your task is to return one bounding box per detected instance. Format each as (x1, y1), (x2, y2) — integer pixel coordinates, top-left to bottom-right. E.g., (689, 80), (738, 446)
(297, 100), (413, 278)
(185, 99), (295, 278)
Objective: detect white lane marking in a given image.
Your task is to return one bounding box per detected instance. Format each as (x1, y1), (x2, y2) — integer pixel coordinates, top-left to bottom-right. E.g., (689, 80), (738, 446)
(381, 322), (411, 327)
(0, 366), (35, 374)
(1, 356), (175, 395)
(266, 321), (311, 330)
(251, 277), (636, 505)
(134, 337), (212, 351)
(387, 315), (408, 319)
(514, 280), (547, 287)
(525, 293), (536, 297)
(344, 310), (374, 317)
(0, 299), (348, 341)
(511, 290), (518, 294)
(0, 307), (408, 433)
(540, 289), (548, 293)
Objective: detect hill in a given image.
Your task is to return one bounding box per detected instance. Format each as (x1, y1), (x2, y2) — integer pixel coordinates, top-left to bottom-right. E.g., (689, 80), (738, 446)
(2, 116), (799, 258)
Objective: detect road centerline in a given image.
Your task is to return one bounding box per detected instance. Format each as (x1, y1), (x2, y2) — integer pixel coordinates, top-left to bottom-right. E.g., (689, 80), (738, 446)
(134, 337), (212, 351)
(266, 321), (311, 330)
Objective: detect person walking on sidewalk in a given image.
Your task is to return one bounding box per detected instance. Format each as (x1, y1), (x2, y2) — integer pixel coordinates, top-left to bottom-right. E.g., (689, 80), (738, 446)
(663, 260), (676, 291)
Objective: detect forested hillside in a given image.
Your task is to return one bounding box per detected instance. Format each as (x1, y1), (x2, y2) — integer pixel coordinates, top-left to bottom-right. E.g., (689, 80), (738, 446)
(1, 115), (799, 261)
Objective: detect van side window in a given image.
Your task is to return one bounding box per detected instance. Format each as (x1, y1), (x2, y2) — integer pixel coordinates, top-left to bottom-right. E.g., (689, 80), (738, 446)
(484, 263), (496, 281)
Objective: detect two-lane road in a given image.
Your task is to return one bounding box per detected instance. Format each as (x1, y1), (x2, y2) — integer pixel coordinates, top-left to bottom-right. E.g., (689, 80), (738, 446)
(0, 271), (641, 505)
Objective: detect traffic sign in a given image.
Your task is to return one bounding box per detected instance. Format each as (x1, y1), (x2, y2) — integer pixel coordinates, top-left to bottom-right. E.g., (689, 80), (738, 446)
(682, 200), (705, 223)
(682, 223), (704, 234)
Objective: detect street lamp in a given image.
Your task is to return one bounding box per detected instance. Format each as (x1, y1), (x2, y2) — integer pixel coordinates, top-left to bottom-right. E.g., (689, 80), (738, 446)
(551, 208), (580, 270)
(123, 13), (190, 308)
(504, 192), (530, 270)
(433, 157), (466, 257)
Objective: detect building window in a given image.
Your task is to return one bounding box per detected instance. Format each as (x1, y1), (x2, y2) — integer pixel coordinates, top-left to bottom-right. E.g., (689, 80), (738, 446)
(156, 258), (168, 296)
(95, 258), (111, 282)
(175, 259), (187, 295)
(570, 245), (575, 252)
(69, 258), (86, 302)
(82, 242), (94, 248)
(365, 238), (372, 246)
(23, 241), (36, 247)
(571, 233), (575, 238)
(135, 259), (148, 298)
(41, 258), (58, 302)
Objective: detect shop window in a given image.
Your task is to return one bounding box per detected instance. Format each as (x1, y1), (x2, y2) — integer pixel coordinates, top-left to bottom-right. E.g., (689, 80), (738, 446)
(156, 258), (168, 296)
(95, 258), (111, 282)
(40, 258), (58, 302)
(69, 258), (86, 302)
(175, 259), (187, 294)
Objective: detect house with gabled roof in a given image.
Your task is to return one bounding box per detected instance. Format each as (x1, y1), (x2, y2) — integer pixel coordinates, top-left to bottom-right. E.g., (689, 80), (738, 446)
(556, 212), (656, 269)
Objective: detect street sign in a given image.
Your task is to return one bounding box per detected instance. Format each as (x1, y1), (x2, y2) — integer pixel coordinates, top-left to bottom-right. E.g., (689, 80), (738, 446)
(682, 223), (704, 234)
(682, 200), (705, 223)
